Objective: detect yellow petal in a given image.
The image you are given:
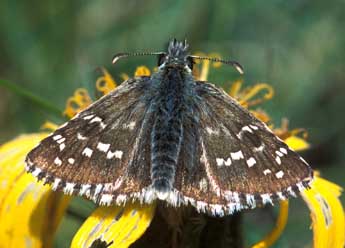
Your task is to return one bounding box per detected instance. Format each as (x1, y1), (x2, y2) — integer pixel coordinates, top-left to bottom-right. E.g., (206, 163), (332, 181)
(40, 121), (59, 131)
(251, 200), (289, 248)
(284, 135), (310, 151)
(199, 59), (210, 81)
(228, 80), (243, 97)
(134, 66), (151, 77)
(301, 175), (345, 248)
(192, 52), (211, 81)
(0, 134), (70, 248)
(63, 88), (92, 119)
(238, 83), (274, 108)
(96, 68), (117, 96)
(71, 202), (156, 248)
(250, 109), (271, 124)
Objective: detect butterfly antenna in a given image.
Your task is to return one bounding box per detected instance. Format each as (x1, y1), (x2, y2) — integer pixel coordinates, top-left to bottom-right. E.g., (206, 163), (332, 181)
(112, 52), (165, 64)
(188, 55), (244, 74)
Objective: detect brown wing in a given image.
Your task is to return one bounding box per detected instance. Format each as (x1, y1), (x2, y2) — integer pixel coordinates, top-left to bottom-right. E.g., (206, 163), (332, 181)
(173, 81), (313, 216)
(26, 77), (155, 204)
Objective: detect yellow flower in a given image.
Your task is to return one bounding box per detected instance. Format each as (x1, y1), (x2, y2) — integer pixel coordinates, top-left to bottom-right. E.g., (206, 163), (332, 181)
(71, 203), (155, 248)
(0, 56), (344, 247)
(0, 134), (70, 247)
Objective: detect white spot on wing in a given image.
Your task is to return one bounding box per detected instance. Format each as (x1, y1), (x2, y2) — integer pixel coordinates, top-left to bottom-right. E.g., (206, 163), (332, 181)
(246, 157), (256, 167)
(275, 170), (284, 179)
(32, 168), (42, 177)
(90, 116), (102, 123)
(97, 142), (110, 152)
(68, 158), (75, 164)
(90, 116), (107, 129)
(100, 122), (107, 129)
(230, 150), (244, 160)
(124, 121), (136, 130)
(115, 150), (123, 159)
(56, 138), (66, 144)
(107, 150), (123, 159)
(129, 121), (136, 128)
(216, 158), (224, 166)
(242, 125), (253, 133)
(206, 126), (219, 135)
(254, 143), (265, 152)
(59, 143), (65, 151)
(224, 158), (232, 166)
(280, 147), (288, 154)
(216, 157), (231, 166)
(275, 150), (284, 157)
(263, 169), (271, 175)
(83, 114), (94, 120)
(249, 124), (259, 130)
(200, 139), (221, 196)
(82, 147), (93, 157)
(54, 157), (62, 166)
(275, 156), (281, 165)
(237, 125), (253, 139)
(77, 133), (87, 140)
(53, 135), (62, 141)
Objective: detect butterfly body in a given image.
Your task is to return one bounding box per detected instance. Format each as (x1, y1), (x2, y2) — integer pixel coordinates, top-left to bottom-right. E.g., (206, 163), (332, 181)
(150, 67), (189, 197)
(25, 39), (313, 216)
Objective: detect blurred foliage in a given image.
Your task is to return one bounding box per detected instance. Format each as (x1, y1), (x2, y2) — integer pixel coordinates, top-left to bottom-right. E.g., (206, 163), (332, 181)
(0, 0), (344, 247)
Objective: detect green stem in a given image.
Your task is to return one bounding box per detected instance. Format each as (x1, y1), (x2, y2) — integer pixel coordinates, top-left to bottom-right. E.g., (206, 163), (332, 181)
(0, 79), (62, 117)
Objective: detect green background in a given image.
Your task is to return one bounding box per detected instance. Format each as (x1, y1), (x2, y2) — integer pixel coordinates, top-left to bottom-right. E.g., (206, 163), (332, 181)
(0, 1), (344, 247)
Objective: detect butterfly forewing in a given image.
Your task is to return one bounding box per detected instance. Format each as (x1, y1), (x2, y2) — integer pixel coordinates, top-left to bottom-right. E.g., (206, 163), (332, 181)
(26, 77), (154, 204)
(174, 81), (313, 214)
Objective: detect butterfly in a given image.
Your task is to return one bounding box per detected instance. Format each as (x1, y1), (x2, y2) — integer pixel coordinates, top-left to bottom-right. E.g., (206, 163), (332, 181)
(25, 39), (313, 216)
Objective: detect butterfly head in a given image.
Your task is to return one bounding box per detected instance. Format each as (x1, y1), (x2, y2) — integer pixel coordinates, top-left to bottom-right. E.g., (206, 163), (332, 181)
(157, 39), (194, 72)
(112, 39), (244, 75)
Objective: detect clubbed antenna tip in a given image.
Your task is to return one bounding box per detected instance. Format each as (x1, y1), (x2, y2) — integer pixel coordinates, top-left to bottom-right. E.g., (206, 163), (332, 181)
(188, 55), (244, 75)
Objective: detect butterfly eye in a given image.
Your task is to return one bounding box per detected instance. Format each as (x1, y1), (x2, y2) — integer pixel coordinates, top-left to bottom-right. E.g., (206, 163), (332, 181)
(186, 56), (194, 70)
(157, 53), (167, 66)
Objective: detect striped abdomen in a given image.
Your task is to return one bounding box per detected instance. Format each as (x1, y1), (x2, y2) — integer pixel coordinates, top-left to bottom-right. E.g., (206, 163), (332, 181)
(150, 68), (186, 197)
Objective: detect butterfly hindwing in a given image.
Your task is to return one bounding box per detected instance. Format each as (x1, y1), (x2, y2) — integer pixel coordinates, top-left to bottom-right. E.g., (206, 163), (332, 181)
(26, 77), (155, 204)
